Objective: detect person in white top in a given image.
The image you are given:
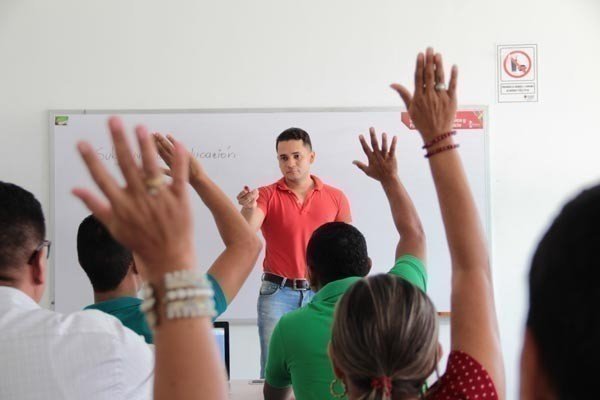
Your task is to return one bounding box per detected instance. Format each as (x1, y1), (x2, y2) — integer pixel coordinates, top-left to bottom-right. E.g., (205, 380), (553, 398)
(0, 181), (154, 400)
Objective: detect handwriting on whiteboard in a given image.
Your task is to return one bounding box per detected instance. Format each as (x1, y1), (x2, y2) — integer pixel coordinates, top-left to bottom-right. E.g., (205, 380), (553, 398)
(94, 146), (238, 164)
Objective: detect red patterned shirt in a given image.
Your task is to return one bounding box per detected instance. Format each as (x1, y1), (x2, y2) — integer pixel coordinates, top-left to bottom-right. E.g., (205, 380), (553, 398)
(427, 351), (498, 400)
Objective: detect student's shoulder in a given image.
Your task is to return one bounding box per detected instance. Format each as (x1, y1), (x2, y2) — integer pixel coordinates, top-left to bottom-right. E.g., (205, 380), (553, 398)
(56, 309), (150, 346)
(276, 306), (312, 331)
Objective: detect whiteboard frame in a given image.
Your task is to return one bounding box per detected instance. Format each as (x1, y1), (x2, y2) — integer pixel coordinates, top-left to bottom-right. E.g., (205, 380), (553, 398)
(48, 106), (491, 324)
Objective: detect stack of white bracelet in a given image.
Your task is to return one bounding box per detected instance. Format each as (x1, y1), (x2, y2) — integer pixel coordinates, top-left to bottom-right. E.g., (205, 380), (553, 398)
(141, 269), (216, 329)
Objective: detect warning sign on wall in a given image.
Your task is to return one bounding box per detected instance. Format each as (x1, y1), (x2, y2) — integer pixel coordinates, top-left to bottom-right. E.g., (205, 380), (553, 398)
(497, 44), (538, 103)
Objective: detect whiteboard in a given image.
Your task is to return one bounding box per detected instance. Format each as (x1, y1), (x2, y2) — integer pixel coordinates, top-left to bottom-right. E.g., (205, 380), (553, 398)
(50, 108), (489, 321)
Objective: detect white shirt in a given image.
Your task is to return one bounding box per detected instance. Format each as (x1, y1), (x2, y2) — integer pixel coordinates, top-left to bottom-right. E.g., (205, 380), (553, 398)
(0, 286), (154, 400)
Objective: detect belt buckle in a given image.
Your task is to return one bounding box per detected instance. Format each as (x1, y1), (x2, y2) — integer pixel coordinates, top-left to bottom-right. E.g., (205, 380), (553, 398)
(293, 279), (307, 291)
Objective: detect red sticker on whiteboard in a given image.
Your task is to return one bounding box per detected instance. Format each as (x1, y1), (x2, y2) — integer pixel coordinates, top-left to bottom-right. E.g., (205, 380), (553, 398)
(401, 110), (484, 130)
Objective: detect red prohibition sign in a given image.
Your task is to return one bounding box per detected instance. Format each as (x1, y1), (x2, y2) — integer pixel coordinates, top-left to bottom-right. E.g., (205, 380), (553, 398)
(503, 50), (532, 78)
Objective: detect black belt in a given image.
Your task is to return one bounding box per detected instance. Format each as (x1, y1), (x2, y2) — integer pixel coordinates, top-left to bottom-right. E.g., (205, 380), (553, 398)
(262, 273), (310, 291)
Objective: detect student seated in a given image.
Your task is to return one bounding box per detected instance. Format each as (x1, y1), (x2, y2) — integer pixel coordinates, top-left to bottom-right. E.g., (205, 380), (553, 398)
(77, 132), (263, 344)
(71, 117), (254, 399)
(0, 181), (154, 399)
(328, 48), (504, 400)
(520, 186), (600, 399)
(78, 214), (153, 343)
(263, 125), (426, 400)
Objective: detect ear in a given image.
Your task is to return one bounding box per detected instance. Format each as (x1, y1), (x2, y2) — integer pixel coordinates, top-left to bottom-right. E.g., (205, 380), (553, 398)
(306, 265), (319, 291)
(328, 344), (345, 380)
(310, 151), (316, 164)
(437, 342), (444, 363)
(131, 258), (139, 275)
(366, 257), (373, 275)
(520, 328), (556, 400)
(132, 253), (147, 281)
(30, 250), (46, 286)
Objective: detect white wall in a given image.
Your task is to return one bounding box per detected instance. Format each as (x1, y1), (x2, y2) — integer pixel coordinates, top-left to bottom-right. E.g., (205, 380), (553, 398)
(2, 0), (600, 397)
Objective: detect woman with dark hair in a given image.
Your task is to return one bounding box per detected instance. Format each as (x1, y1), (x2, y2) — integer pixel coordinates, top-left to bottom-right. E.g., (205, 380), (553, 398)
(329, 48), (505, 400)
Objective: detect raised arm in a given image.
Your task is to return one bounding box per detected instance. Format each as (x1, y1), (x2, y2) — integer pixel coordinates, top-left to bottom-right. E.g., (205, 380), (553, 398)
(353, 127), (425, 261)
(155, 134), (262, 304)
(73, 117), (227, 400)
(392, 48), (504, 399)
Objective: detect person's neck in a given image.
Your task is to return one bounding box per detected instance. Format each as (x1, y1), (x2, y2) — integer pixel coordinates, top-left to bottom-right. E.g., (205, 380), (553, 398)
(94, 285), (138, 303)
(346, 381), (418, 400)
(284, 175), (314, 192)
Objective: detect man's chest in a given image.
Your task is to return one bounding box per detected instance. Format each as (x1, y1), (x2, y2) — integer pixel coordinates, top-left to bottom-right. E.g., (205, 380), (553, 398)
(263, 192), (338, 233)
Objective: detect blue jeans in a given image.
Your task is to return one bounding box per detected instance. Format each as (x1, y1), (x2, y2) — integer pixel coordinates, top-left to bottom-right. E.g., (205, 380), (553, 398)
(257, 280), (314, 378)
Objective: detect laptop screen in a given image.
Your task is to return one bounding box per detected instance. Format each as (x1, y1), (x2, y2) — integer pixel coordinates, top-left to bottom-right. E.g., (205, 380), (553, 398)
(213, 321), (230, 378)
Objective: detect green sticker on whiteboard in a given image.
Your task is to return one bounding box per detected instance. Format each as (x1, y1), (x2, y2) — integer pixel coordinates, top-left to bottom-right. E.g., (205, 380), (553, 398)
(55, 116), (69, 126)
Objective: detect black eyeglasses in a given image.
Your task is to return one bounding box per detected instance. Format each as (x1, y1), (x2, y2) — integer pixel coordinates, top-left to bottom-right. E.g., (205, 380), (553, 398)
(28, 240), (52, 264)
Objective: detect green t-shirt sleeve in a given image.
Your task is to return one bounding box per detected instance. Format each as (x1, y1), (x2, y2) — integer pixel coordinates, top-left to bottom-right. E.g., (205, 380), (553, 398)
(265, 320), (292, 388)
(207, 274), (227, 319)
(388, 255), (428, 292)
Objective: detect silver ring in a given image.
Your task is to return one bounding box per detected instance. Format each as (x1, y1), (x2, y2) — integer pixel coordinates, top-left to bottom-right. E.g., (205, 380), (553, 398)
(435, 83), (447, 91)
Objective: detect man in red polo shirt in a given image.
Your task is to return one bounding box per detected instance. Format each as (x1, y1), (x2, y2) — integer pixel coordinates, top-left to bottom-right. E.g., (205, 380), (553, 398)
(237, 127), (351, 377)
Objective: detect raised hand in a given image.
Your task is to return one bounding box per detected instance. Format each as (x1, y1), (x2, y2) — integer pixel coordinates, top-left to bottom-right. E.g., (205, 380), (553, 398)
(153, 133), (206, 182)
(73, 117), (195, 283)
(237, 186), (259, 210)
(353, 127), (398, 182)
(391, 49), (505, 398)
(391, 47), (458, 143)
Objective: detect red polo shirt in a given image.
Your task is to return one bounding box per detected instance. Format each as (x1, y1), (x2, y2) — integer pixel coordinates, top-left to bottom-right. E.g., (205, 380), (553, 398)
(256, 175), (351, 279)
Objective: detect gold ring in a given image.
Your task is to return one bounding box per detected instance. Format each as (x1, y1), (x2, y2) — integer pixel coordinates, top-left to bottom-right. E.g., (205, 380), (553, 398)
(144, 176), (165, 196)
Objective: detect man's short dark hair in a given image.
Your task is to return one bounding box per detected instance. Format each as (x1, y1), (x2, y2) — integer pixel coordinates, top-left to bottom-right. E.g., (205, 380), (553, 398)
(306, 222), (369, 287)
(77, 215), (133, 292)
(527, 184), (600, 399)
(276, 127), (312, 151)
(0, 182), (45, 273)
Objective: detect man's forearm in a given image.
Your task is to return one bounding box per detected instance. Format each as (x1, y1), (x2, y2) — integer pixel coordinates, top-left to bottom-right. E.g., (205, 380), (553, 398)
(240, 206), (264, 232)
(380, 175), (426, 260)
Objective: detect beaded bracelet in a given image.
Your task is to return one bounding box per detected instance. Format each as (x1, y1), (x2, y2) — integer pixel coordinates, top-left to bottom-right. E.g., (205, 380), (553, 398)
(425, 144), (460, 159)
(141, 269), (216, 330)
(422, 131), (456, 149)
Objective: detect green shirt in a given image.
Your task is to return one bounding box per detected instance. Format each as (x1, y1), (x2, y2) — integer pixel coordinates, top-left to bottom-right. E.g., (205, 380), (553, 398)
(84, 274), (228, 344)
(265, 255), (427, 400)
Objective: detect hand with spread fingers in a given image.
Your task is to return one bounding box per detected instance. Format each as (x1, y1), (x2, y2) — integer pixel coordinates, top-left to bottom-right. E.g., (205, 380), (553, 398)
(72, 117), (195, 283)
(153, 133), (206, 183)
(391, 47), (458, 142)
(353, 127), (398, 183)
